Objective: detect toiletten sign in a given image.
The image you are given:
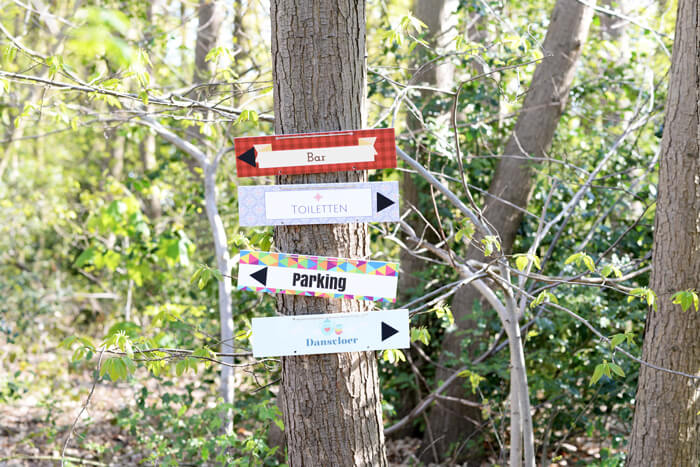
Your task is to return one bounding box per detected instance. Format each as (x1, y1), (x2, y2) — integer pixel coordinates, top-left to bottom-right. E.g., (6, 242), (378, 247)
(238, 181), (399, 226)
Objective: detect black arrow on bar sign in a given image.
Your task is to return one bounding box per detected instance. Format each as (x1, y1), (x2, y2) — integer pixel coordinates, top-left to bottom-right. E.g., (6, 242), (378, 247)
(238, 147), (257, 167)
(381, 322), (399, 341)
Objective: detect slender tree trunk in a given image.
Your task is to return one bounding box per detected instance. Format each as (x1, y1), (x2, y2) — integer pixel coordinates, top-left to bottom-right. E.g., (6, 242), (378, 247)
(271, 1), (387, 465)
(428, 0), (595, 458)
(190, 0), (233, 429)
(400, 0), (457, 301)
(139, 4), (162, 219)
(194, 0), (223, 87)
(626, 0), (700, 464)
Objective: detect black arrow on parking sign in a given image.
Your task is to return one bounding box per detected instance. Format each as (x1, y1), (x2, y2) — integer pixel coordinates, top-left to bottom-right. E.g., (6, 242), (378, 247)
(250, 267), (268, 286)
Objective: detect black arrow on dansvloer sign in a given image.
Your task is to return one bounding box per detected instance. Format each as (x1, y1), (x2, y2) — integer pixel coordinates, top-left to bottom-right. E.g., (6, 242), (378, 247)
(381, 321), (399, 341)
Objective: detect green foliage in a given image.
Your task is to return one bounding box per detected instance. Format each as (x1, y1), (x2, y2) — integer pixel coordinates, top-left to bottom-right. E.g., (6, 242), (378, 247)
(670, 289), (699, 312)
(382, 348), (407, 364)
(514, 253), (541, 271)
(68, 7), (134, 67)
(457, 369), (486, 394)
(114, 385), (283, 466)
(410, 326), (431, 346)
(236, 109), (259, 125)
(627, 287), (658, 311)
(455, 219), (475, 243)
(590, 360), (625, 386)
(481, 236), (501, 257)
(565, 252), (596, 273)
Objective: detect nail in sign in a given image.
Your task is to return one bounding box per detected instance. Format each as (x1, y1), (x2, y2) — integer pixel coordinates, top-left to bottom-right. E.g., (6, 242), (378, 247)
(234, 128), (396, 177)
(252, 309), (409, 357)
(237, 250), (399, 303)
(238, 181), (399, 226)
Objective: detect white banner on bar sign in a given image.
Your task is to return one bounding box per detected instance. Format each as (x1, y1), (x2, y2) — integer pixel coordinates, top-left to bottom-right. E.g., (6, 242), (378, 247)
(255, 137), (377, 168)
(252, 309), (409, 357)
(238, 181), (399, 226)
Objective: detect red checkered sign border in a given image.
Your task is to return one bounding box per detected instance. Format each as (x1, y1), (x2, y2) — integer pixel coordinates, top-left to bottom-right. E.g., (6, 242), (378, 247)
(234, 128), (396, 177)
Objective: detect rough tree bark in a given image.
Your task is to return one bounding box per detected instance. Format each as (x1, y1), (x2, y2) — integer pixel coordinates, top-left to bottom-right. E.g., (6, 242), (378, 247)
(626, 0), (700, 464)
(427, 0), (595, 459)
(271, 1), (387, 465)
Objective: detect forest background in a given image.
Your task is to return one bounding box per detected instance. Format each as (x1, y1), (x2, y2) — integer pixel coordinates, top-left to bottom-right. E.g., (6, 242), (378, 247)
(0, 0), (698, 465)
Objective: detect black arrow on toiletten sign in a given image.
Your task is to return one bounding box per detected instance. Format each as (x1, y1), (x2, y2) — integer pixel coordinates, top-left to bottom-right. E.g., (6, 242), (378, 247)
(376, 192), (395, 212)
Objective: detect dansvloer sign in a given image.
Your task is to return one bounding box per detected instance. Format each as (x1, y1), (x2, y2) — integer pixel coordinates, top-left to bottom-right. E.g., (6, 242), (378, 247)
(251, 309), (409, 357)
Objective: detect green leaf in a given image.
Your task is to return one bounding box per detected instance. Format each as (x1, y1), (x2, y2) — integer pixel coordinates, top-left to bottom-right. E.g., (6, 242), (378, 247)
(601, 264), (623, 278)
(457, 369), (485, 394)
(590, 362), (606, 386)
(60, 336), (78, 349)
(433, 304), (454, 326)
(514, 253), (541, 271)
(74, 247), (96, 268)
(175, 359), (187, 376)
(102, 250), (121, 271)
(455, 219), (475, 243)
(410, 327), (431, 346)
(100, 358), (112, 378)
(529, 291), (558, 309)
(235, 328), (252, 340)
(609, 333), (626, 349)
(564, 252), (595, 272)
(671, 289), (699, 312)
(235, 109), (259, 125)
(382, 349), (406, 364)
(609, 362), (625, 377)
(628, 287), (658, 311)
(481, 236), (501, 257)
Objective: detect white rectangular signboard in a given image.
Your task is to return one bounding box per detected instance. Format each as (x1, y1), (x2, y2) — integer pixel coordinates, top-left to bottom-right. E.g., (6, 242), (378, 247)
(237, 181), (399, 226)
(252, 309), (409, 357)
(255, 139), (377, 168)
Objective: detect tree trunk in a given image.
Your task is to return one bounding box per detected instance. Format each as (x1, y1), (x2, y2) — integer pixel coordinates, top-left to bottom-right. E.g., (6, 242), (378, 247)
(191, 0), (233, 429)
(428, 0), (595, 459)
(194, 0), (223, 87)
(626, 0), (700, 464)
(271, 1), (387, 465)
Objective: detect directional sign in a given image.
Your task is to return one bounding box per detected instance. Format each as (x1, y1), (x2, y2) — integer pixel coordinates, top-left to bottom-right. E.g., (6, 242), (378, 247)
(237, 250), (399, 303)
(234, 128), (396, 177)
(238, 181), (399, 226)
(252, 309), (409, 357)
